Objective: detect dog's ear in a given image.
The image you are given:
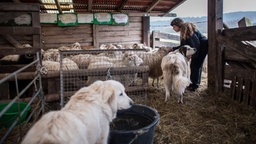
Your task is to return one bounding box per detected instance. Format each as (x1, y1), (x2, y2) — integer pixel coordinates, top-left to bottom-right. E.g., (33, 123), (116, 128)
(100, 83), (118, 120)
(179, 46), (187, 56)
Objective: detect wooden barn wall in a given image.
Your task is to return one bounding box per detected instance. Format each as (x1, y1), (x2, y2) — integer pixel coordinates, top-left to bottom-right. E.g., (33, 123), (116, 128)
(94, 14), (143, 47)
(41, 24), (93, 50)
(41, 14), (143, 50)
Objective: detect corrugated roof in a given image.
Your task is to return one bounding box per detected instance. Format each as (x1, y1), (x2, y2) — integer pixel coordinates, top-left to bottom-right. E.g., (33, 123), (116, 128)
(1, 0), (186, 16)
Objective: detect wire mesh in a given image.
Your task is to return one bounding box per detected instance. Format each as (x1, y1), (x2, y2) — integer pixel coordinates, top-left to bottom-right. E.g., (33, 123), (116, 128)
(59, 49), (149, 107)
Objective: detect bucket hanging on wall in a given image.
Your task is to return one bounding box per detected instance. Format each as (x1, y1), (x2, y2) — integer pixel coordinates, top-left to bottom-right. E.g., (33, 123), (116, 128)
(109, 104), (160, 144)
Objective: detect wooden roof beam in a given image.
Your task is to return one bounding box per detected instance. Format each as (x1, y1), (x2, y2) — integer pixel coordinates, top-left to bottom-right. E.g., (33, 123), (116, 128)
(88, 0), (93, 11)
(163, 0), (186, 16)
(54, 0), (63, 14)
(146, 0), (161, 13)
(117, 0), (129, 11)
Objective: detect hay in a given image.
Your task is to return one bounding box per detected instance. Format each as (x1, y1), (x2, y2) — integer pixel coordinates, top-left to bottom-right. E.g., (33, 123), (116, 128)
(138, 72), (256, 144)
(2, 71), (256, 143)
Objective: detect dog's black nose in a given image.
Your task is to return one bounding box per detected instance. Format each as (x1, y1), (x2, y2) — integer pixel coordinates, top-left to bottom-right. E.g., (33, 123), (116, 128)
(130, 100), (134, 105)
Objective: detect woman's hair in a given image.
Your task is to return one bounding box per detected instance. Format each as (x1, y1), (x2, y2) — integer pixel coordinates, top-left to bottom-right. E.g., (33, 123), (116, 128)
(180, 22), (197, 40)
(170, 18), (184, 28)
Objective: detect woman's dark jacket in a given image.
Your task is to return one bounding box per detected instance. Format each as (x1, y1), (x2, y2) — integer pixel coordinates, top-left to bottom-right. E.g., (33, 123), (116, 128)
(173, 30), (208, 55)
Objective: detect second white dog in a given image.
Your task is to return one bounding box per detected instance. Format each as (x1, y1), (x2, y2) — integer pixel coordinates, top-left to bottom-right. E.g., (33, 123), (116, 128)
(22, 80), (133, 144)
(161, 45), (196, 103)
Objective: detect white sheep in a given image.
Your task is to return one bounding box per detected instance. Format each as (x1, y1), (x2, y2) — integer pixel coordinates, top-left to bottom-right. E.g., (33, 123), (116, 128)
(136, 47), (170, 87)
(42, 60), (60, 72)
(58, 42), (82, 51)
(42, 58), (79, 74)
(0, 44), (33, 64)
(69, 54), (93, 69)
(99, 43), (123, 58)
(42, 49), (60, 62)
(132, 43), (153, 52)
(87, 53), (143, 86)
(62, 58), (79, 70)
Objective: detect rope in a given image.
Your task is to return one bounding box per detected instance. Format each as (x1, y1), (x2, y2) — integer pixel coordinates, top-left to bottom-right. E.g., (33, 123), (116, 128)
(128, 129), (149, 144)
(106, 67), (113, 80)
(36, 64), (48, 75)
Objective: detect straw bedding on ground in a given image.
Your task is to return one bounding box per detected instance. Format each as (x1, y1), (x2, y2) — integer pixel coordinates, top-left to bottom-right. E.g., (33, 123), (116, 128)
(139, 73), (256, 144)
(1, 72), (256, 144)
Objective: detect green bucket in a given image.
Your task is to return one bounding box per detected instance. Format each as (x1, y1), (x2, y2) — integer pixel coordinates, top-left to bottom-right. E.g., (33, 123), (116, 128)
(0, 102), (31, 128)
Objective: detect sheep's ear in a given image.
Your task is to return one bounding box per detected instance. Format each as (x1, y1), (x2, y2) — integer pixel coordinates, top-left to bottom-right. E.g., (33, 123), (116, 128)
(135, 56), (143, 66)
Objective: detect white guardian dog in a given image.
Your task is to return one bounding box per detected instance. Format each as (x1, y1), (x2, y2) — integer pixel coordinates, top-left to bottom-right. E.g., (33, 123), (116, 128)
(22, 80), (133, 144)
(161, 45), (196, 103)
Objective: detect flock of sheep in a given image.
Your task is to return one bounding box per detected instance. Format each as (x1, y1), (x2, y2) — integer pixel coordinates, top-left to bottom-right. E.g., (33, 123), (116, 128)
(0, 42), (173, 89)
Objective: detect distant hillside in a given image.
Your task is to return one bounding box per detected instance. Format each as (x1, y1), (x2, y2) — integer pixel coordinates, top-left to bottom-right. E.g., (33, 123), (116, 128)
(150, 11), (256, 34)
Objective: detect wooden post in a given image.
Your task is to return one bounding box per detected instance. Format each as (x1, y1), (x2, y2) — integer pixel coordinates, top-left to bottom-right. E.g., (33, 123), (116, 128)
(208, 0), (224, 93)
(93, 24), (99, 48)
(142, 16), (150, 46)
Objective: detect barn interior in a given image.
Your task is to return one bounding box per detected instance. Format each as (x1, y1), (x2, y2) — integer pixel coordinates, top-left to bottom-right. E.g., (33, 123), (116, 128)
(0, 0), (256, 143)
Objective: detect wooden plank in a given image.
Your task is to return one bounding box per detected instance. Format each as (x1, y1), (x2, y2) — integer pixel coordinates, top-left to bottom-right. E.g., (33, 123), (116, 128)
(153, 41), (178, 48)
(0, 12), (32, 24)
(0, 27), (41, 35)
(42, 33), (92, 41)
(250, 80), (256, 107)
(243, 79), (251, 105)
(47, 78), (60, 94)
(224, 67), (256, 80)
(142, 16), (150, 46)
(117, 0), (129, 11)
(163, 0), (186, 16)
(218, 34), (256, 62)
(237, 77), (243, 102)
(62, 66), (149, 77)
(99, 40), (141, 46)
(98, 31), (141, 37)
(224, 49), (251, 62)
(222, 26), (256, 41)
(31, 12), (41, 50)
(42, 28), (92, 36)
(153, 31), (180, 40)
(130, 12), (165, 16)
(0, 47), (40, 55)
(93, 24), (98, 47)
(0, 82), (10, 100)
(97, 35), (142, 43)
(54, 0), (63, 14)
(129, 17), (142, 22)
(146, 0), (161, 13)
(42, 42), (93, 50)
(41, 25), (92, 36)
(97, 23), (142, 31)
(0, 71), (37, 80)
(2, 34), (24, 48)
(88, 0), (93, 11)
(0, 3), (40, 12)
(42, 34), (93, 44)
(231, 76), (237, 100)
(208, 0), (224, 93)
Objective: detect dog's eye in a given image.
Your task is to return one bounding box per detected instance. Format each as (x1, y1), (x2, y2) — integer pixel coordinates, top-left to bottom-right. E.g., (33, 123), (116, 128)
(119, 93), (123, 96)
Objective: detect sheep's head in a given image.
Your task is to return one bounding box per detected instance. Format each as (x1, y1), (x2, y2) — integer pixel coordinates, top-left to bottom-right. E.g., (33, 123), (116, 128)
(158, 47), (170, 55)
(123, 53), (143, 66)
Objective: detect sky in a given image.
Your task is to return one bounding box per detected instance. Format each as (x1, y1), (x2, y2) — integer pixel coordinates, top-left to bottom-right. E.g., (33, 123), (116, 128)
(171, 0), (256, 17)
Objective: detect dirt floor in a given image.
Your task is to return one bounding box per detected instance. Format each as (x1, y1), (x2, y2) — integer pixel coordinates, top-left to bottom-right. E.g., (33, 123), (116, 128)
(140, 73), (256, 144)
